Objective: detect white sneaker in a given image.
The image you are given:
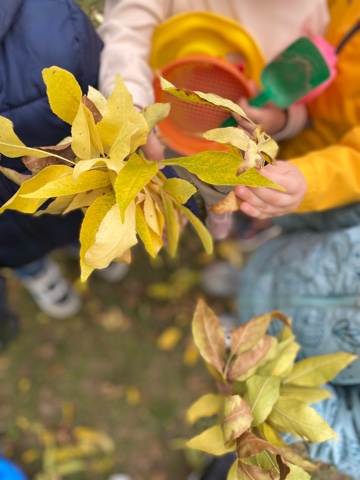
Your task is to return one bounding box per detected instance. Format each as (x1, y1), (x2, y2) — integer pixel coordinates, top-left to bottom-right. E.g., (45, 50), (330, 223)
(19, 259), (82, 319)
(95, 263), (130, 283)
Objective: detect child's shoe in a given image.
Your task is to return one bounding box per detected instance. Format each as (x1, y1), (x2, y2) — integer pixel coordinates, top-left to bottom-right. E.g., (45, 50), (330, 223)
(17, 258), (81, 319)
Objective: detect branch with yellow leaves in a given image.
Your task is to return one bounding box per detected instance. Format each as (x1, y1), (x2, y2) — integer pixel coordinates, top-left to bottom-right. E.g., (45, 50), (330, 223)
(0, 67), (282, 281)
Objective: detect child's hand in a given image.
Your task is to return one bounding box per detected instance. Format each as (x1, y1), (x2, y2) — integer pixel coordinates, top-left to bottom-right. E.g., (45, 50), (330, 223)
(234, 161), (307, 218)
(141, 130), (165, 162)
(235, 97), (287, 136)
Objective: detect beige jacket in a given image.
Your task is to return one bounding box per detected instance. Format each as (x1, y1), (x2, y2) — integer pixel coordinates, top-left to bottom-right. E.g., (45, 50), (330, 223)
(98, 0), (329, 111)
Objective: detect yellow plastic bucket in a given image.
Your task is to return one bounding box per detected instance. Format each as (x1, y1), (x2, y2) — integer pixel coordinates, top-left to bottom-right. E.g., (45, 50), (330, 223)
(150, 12), (266, 85)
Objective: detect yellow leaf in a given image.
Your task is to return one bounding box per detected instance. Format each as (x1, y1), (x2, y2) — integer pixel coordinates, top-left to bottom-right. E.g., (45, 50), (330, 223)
(280, 385), (332, 404)
(237, 430), (289, 472)
(87, 85), (107, 117)
(162, 177), (197, 204)
(257, 422), (286, 447)
(21, 448), (39, 464)
(125, 387), (141, 406)
(239, 139), (265, 174)
(143, 188), (164, 236)
(18, 377), (31, 392)
(278, 445), (318, 472)
(163, 151), (284, 190)
(156, 326), (182, 351)
(64, 186), (112, 213)
(244, 375), (281, 427)
(0, 116), (51, 158)
(135, 204), (162, 257)
(74, 427), (115, 452)
(230, 311), (288, 358)
(163, 151), (241, 186)
(79, 192), (116, 281)
(141, 102), (170, 130)
(115, 153), (158, 221)
(268, 396), (336, 442)
(226, 460), (238, 480)
(179, 205), (213, 255)
(97, 75), (148, 149)
(73, 158), (107, 181)
(160, 77), (252, 122)
(129, 121), (149, 155)
(221, 395), (253, 444)
(186, 425), (235, 456)
(258, 137), (279, 160)
(0, 166), (32, 185)
(22, 169), (111, 198)
(183, 343), (200, 367)
(71, 103), (103, 160)
(107, 121), (142, 172)
(162, 195), (180, 257)
(211, 190), (242, 214)
(97, 306), (131, 332)
(55, 460), (86, 476)
(192, 299), (226, 374)
(0, 165), (72, 214)
(146, 282), (172, 300)
(42, 66), (82, 125)
(85, 202), (138, 269)
(256, 334), (299, 378)
(204, 127), (250, 152)
(82, 101), (105, 155)
(287, 464), (311, 480)
(228, 336), (277, 382)
(34, 194), (76, 215)
(186, 393), (224, 424)
(283, 352), (358, 387)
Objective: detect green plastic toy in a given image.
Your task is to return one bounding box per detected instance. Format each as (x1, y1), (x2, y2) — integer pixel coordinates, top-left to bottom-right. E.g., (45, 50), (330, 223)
(221, 36), (337, 128)
(221, 22), (360, 128)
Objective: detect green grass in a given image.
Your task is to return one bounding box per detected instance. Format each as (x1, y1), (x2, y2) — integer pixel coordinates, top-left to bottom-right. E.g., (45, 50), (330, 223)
(2, 238), (215, 479)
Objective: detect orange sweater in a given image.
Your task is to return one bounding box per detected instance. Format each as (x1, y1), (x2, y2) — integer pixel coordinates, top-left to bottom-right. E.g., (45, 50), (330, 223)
(284, 0), (360, 212)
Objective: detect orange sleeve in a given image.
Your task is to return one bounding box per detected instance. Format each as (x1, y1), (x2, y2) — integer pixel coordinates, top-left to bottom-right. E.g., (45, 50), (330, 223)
(289, 125), (360, 212)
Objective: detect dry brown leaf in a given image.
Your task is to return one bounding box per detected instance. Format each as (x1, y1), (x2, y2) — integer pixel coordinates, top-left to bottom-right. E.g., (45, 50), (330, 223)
(211, 190), (242, 214)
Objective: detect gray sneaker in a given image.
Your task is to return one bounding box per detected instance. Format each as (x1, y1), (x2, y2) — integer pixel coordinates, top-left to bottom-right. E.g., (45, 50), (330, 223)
(19, 258), (82, 319)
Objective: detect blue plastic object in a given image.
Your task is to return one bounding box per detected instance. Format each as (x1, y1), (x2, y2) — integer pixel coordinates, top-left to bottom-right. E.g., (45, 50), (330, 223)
(0, 458), (27, 480)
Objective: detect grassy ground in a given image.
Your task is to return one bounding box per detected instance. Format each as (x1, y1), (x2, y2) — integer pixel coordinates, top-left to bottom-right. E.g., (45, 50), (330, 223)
(2, 235), (217, 480)
(0, 1), (352, 479)
(0, 233), (352, 480)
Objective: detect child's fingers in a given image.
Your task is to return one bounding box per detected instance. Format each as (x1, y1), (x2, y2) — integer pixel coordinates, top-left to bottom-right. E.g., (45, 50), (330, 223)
(142, 131), (165, 162)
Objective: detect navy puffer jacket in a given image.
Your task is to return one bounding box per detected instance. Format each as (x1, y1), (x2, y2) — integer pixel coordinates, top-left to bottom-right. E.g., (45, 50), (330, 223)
(0, 0), (103, 268)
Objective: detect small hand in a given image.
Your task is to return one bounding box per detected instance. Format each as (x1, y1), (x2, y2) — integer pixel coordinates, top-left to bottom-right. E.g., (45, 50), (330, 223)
(234, 161), (307, 218)
(235, 97), (287, 136)
(233, 81), (287, 136)
(141, 130), (165, 162)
